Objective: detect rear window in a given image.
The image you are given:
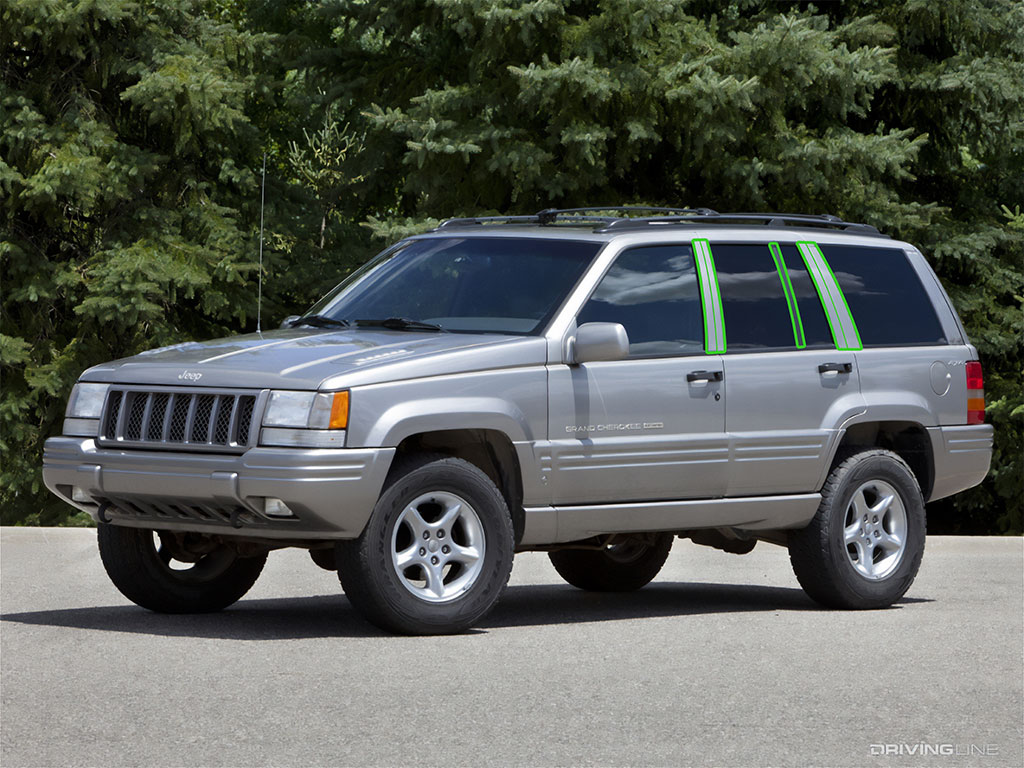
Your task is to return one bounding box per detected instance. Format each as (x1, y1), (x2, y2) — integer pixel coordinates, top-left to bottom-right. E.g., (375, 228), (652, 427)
(819, 245), (947, 347)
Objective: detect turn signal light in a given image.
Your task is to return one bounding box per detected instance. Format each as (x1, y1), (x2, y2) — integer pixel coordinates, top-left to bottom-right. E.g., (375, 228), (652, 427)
(329, 391), (349, 430)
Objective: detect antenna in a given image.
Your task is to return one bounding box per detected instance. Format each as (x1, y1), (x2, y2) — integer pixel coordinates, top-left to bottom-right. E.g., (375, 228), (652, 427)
(256, 152), (266, 337)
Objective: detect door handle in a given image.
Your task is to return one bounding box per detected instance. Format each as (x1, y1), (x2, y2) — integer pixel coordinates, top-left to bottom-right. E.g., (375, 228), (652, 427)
(818, 362), (853, 374)
(686, 369), (724, 382)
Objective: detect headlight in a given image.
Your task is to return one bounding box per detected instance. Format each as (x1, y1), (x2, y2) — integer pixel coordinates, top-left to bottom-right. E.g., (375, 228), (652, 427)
(263, 391), (349, 429)
(263, 391), (316, 427)
(66, 383), (111, 419)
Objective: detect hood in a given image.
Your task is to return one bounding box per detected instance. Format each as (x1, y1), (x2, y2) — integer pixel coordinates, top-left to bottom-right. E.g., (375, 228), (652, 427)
(81, 329), (548, 390)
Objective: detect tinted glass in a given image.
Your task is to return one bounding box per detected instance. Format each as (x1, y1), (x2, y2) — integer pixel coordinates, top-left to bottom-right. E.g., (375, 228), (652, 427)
(778, 243), (834, 347)
(713, 244), (797, 350)
(309, 237), (599, 334)
(577, 245), (703, 357)
(820, 245), (947, 346)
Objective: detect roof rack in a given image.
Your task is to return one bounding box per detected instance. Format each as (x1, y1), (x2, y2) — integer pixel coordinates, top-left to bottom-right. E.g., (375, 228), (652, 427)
(535, 206), (720, 223)
(436, 213), (614, 229)
(597, 211), (883, 236)
(434, 208), (884, 237)
(435, 206), (719, 230)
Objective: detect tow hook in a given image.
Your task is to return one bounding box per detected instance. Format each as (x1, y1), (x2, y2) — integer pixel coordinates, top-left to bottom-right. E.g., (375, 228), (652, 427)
(96, 502), (111, 524)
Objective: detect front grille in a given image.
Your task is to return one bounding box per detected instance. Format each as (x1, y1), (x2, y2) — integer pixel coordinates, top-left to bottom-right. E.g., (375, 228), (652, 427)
(100, 387), (261, 453)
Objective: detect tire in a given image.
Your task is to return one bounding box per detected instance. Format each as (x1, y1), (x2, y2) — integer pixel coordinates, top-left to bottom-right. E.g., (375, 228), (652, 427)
(548, 533), (673, 592)
(309, 547), (337, 571)
(97, 525), (267, 613)
(789, 449), (926, 609)
(336, 455), (515, 635)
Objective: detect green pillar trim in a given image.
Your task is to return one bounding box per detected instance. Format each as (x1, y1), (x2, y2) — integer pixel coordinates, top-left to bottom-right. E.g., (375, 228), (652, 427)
(795, 241), (862, 352)
(692, 238), (726, 354)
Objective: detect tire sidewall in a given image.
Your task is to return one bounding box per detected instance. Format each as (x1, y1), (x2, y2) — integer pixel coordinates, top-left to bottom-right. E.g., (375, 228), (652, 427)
(361, 459), (514, 633)
(97, 525), (266, 613)
(549, 533), (673, 592)
(824, 454), (926, 607)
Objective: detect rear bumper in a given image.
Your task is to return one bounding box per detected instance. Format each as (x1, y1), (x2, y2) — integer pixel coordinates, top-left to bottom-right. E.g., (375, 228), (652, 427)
(42, 437), (395, 540)
(928, 424), (994, 502)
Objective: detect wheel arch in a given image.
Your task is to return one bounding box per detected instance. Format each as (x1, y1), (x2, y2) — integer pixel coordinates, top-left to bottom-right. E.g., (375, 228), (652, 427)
(390, 429), (525, 545)
(826, 421), (935, 500)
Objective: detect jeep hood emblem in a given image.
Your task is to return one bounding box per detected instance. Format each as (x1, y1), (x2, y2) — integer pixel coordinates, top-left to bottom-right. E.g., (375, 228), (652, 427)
(178, 370), (203, 381)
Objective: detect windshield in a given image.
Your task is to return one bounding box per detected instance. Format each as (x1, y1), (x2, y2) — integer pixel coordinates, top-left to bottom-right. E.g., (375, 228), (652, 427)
(305, 236), (601, 334)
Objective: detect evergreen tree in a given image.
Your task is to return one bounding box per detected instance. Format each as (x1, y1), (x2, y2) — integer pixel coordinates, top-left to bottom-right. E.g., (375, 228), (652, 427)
(2, 0), (1019, 531)
(1, 0), (272, 523)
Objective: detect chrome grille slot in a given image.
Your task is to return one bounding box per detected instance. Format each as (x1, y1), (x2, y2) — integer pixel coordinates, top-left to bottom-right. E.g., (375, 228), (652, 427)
(125, 393), (148, 440)
(98, 387), (262, 454)
(213, 395), (234, 445)
(169, 395), (189, 442)
(191, 395), (216, 443)
(236, 396), (256, 445)
(105, 391), (123, 437)
(147, 393), (170, 440)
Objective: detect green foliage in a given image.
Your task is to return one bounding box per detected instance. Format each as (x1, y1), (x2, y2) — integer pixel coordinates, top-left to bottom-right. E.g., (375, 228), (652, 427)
(2, 0), (1020, 532)
(1, 0), (270, 523)
(287, 103), (365, 250)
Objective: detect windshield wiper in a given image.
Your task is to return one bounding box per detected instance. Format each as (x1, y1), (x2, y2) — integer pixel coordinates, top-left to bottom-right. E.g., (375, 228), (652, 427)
(288, 314), (350, 329)
(355, 317), (445, 332)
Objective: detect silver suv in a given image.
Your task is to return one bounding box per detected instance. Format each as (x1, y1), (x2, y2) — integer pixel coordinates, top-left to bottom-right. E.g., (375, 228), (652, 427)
(43, 208), (994, 634)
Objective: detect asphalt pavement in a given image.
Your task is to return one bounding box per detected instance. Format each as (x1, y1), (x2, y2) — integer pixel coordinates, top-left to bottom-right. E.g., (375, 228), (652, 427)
(1, 528), (1021, 768)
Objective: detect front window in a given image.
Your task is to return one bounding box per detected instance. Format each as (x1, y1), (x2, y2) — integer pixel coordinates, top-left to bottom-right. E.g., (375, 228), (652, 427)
(576, 245), (704, 357)
(307, 237), (601, 334)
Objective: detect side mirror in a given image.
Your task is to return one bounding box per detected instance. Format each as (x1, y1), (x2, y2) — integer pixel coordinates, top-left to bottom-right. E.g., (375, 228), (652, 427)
(280, 315), (300, 329)
(571, 322), (629, 364)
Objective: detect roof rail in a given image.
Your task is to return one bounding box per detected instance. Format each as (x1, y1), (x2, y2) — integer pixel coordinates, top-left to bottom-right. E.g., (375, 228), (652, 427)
(597, 212), (883, 236)
(436, 214), (550, 229)
(535, 206), (720, 223)
(435, 206), (719, 230)
(434, 208), (885, 237)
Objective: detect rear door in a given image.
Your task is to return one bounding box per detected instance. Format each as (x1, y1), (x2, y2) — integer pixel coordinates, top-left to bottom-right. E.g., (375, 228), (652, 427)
(715, 241), (867, 495)
(546, 243), (728, 504)
(818, 242), (963, 427)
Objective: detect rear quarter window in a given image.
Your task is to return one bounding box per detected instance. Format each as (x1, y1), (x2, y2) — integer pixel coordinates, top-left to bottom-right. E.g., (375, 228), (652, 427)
(776, 244), (834, 348)
(820, 244), (947, 347)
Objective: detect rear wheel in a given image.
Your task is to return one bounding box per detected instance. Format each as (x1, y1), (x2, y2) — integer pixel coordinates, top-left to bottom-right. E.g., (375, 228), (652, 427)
(548, 533), (673, 592)
(789, 449), (925, 609)
(336, 456), (514, 635)
(97, 525), (267, 613)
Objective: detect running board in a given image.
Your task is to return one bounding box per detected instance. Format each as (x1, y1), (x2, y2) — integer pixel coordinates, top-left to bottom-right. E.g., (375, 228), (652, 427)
(520, 493), (821, 546)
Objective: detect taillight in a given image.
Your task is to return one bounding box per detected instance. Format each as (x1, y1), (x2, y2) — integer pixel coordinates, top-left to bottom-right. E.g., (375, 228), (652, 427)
(966, 360), (985, 424)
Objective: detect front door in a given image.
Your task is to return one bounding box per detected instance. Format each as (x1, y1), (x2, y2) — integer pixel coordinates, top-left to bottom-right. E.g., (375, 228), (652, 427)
(546, 244), (728, 505)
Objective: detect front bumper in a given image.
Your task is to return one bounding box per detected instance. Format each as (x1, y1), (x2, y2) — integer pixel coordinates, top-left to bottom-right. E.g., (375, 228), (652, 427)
(42, 437), (395, 540)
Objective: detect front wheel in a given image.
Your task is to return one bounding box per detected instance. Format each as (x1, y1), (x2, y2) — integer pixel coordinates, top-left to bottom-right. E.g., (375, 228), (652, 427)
(549, 533), (673, 591)
(789, 449), (926, 609)
(97, 525), (267, 613)
(336, 456), (514, 635)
